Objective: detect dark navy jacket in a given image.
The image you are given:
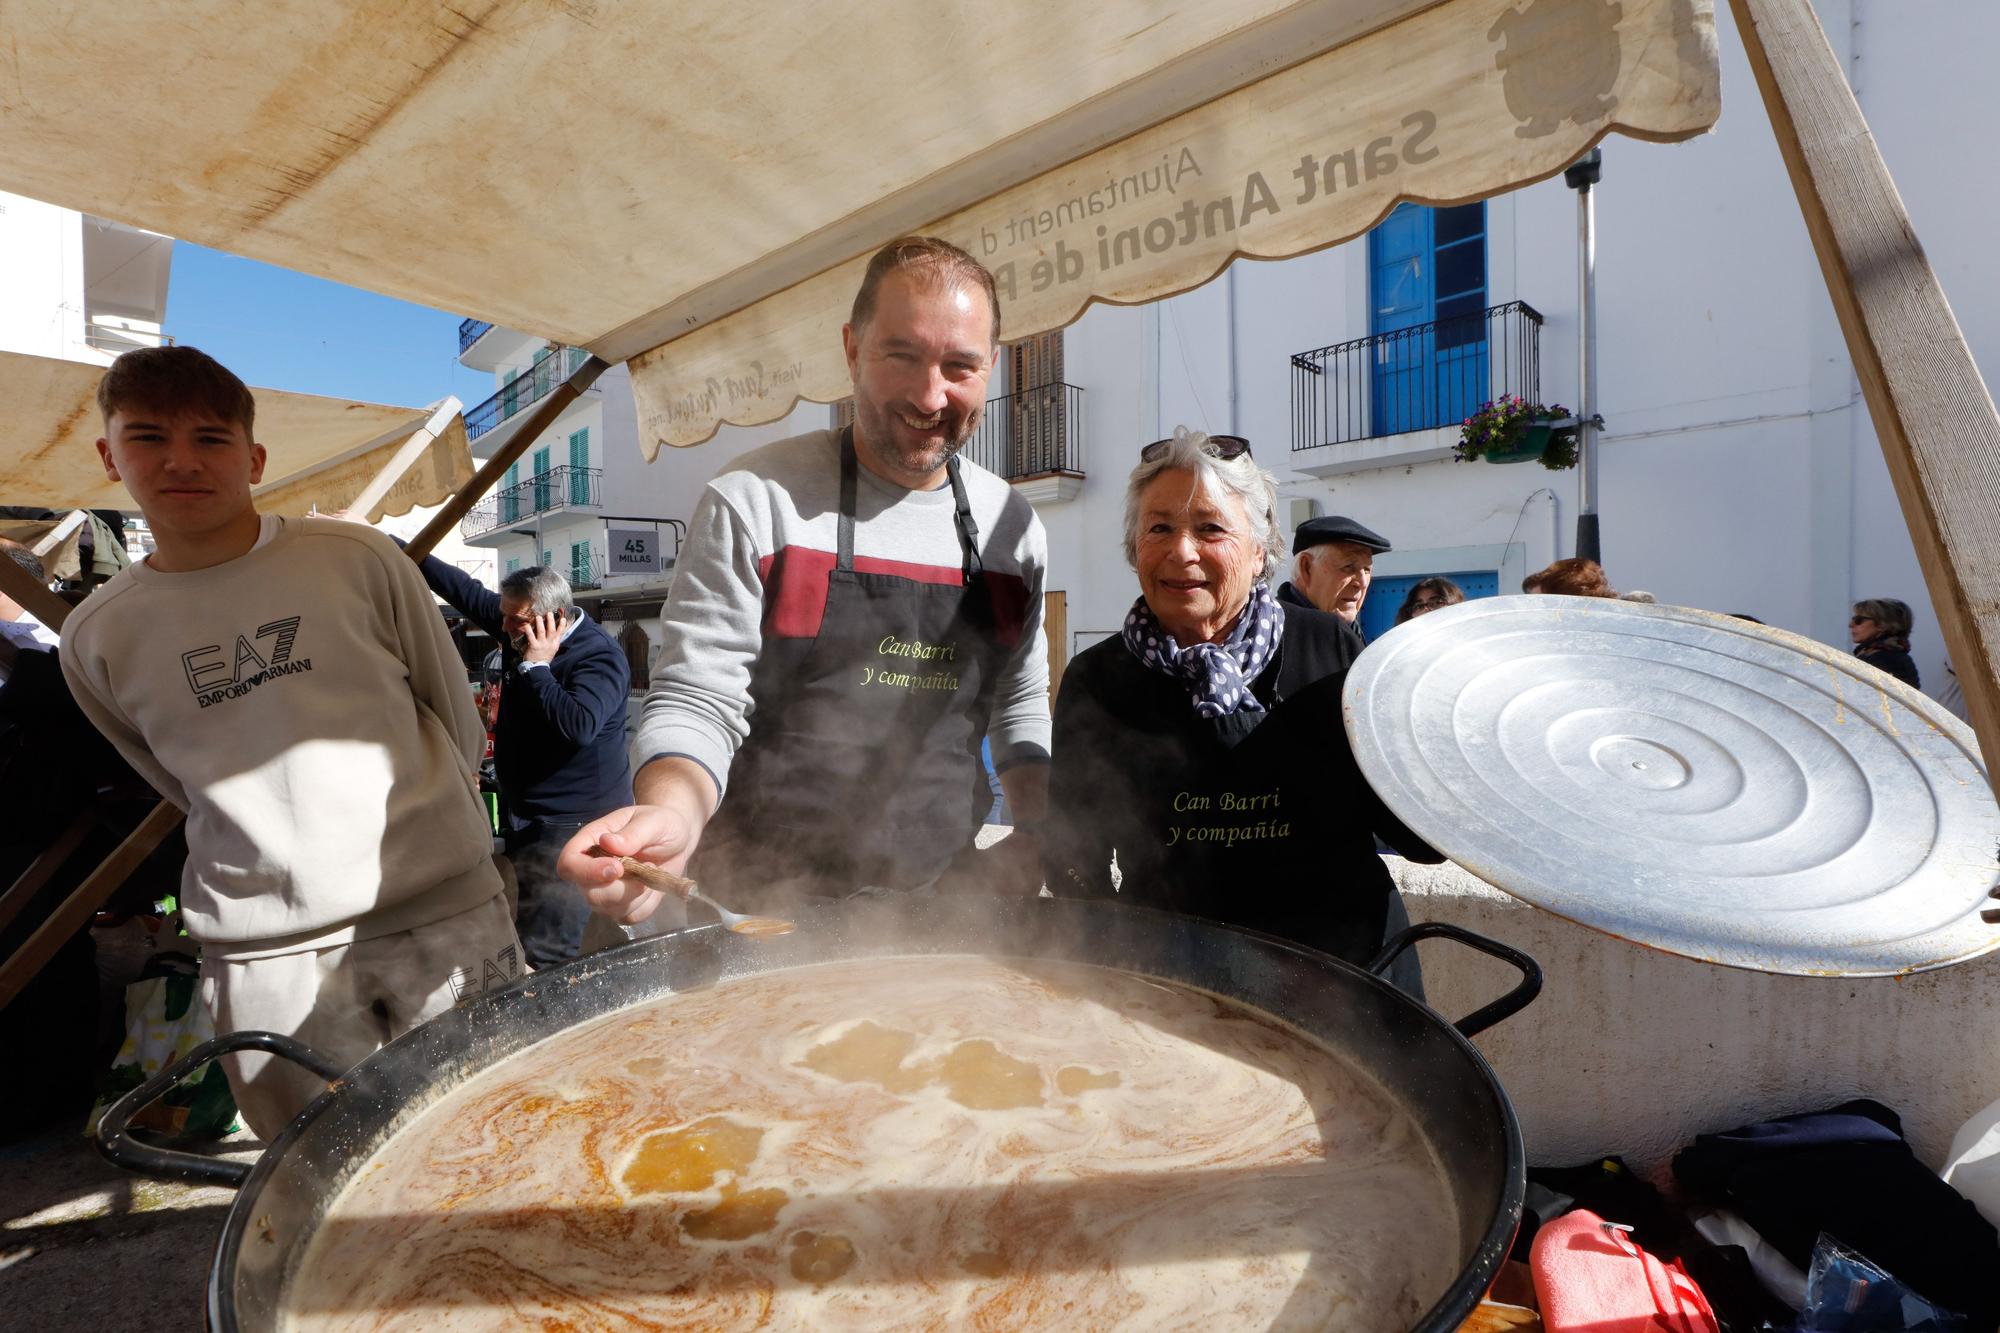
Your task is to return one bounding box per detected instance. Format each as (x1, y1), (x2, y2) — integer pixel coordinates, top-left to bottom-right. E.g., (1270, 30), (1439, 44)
(415, 555), (633, 827)
(1275, 580), (1366, 666)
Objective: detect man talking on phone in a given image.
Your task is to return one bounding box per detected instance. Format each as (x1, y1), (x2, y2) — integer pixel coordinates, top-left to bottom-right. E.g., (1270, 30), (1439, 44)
(406, 559), (633, 966)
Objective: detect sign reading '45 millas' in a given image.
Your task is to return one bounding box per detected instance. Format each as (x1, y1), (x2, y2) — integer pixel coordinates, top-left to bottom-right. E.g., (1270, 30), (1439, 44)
(608, 528), (661, 575)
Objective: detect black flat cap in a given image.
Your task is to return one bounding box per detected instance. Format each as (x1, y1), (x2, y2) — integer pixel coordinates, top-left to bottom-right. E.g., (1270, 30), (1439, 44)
(1292, 515), (1391, 555)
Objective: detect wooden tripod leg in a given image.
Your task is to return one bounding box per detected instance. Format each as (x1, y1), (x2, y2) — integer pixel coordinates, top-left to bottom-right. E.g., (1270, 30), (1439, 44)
(0, 809), (95, 938)
(0, 803), (184, 1011)
(1732, 0), (2000, 780)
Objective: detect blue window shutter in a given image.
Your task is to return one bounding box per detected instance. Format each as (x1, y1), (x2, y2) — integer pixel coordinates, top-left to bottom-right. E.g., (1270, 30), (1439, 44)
(1366, 202), (1487, 437)
(1359, 568), (1502, 643)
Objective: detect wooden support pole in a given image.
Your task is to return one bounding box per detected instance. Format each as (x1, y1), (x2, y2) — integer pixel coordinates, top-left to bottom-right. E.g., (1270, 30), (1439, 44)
(1731, 0), (2000, 779)
(0, 801), (183, 1010)
(0, 809), (93, 938)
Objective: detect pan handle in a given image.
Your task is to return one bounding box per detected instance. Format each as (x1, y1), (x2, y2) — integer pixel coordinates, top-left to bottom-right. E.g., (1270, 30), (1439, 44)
(1367, 922), (1543, 1038)
(95, 1030), (348, 1188)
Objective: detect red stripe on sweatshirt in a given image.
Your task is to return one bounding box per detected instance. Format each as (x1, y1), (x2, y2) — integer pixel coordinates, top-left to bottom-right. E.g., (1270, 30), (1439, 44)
(757, 545), (1027, 646)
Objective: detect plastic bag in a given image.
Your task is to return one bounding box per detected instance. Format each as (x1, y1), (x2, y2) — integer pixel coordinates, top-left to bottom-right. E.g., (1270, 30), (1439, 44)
(1941, 1093), (2000, 1233)
(88, 956), (240, 1141)
(1795, 1234), (1966, 1333)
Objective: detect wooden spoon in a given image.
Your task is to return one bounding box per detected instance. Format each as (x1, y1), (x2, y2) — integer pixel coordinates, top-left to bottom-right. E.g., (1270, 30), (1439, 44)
(618, 857), (797, 938)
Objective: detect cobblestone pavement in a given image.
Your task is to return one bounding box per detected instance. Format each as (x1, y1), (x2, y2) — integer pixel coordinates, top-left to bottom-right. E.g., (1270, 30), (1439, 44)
(0, 1120), (257, 1331)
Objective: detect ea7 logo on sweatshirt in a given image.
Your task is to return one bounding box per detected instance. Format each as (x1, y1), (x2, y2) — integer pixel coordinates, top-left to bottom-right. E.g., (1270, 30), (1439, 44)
(182, 617), (312, 708)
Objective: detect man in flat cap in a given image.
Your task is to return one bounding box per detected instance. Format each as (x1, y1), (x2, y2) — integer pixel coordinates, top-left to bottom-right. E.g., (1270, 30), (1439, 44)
(1278, 515), (1391, 665)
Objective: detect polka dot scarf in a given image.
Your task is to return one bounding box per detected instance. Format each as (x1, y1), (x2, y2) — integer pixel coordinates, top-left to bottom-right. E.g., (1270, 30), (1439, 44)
(1121, 581), (1285, 718)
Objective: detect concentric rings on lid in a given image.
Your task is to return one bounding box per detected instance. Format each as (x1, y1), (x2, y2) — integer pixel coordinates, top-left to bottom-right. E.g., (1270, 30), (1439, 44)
(1344, 595), (2000, 976)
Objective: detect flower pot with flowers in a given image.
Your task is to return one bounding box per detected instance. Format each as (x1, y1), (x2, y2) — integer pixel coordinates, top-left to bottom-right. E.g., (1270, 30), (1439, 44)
(1456, 396), (1579, 469)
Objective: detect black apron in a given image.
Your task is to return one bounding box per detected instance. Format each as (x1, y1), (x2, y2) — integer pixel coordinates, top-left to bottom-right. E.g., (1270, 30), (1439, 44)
(695, 431), (1009, 908)
(1046, 615), (1426, 994)
(1152, 674), (1411, 971)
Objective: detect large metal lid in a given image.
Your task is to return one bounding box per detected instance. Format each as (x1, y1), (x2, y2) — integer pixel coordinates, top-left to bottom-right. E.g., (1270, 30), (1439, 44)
(1344, 595), (2000, 976)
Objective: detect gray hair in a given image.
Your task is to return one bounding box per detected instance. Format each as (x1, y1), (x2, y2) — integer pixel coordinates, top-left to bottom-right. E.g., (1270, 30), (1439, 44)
(499, 566), (573, 617)
(1121, 428), (1284, 581)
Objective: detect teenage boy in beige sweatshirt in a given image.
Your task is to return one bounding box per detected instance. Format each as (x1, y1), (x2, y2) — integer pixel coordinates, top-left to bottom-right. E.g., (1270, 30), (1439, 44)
(61, 346), (521, 1138)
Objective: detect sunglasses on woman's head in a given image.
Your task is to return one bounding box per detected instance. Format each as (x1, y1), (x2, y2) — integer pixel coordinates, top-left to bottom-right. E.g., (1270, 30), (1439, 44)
(1140, 433), (1252, 463)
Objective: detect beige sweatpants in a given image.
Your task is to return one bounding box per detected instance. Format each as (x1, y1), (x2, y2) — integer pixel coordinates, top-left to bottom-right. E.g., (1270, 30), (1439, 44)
(199, 894), (522, 1140)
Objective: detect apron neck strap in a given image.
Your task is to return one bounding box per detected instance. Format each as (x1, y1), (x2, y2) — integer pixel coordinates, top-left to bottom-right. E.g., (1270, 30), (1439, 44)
(838, 427), (859, 571)
(947, 453), (982, 584)
(837, 427), (983, 584)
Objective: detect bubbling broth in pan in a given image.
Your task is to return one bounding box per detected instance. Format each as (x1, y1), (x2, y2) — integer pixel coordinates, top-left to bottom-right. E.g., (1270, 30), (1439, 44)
(282, 957), (1458, 1331)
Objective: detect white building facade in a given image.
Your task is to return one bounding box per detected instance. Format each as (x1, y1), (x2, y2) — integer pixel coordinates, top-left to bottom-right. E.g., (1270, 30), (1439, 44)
(0, 190), (172, 368)
(470, 0), (1996, 695)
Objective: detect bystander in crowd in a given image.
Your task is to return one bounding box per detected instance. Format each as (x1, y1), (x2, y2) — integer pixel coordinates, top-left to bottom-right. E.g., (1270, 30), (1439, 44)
(1393, 577), (1464, 625)
(1523, 557), (1616, 597)
(1849, 598), (1920, 689)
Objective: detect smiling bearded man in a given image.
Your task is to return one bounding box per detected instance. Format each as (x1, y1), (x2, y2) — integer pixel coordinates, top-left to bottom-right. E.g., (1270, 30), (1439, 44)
(561, 237), (1053, 931)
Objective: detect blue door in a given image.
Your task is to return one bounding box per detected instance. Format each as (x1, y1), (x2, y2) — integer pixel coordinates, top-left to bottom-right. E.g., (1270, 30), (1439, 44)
(1368, 203), (1487, 437)
(1360, 568), (1500, 643)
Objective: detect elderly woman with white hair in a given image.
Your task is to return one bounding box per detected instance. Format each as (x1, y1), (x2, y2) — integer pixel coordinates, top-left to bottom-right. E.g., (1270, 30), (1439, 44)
(1042, 429), (1441, 987)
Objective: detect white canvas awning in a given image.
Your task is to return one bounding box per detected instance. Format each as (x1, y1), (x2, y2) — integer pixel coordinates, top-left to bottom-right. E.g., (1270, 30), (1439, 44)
(0, 351), (472, 522)
(0, 0), (1720, 454)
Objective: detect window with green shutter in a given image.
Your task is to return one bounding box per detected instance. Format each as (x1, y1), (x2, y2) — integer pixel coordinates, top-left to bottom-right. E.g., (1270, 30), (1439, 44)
(541, 549), (552, 570)
(569, 428), (590, 504)
(570, 540), (591, 587)
(500, 462), (520, 522)
(531, 447), (552, 512)
(504, 556), (520, 575)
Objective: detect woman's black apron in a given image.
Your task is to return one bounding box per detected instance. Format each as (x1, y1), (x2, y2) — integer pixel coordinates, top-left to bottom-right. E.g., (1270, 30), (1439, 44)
(693, 431), (1009, 908)
(1070, 622), (1423, 993)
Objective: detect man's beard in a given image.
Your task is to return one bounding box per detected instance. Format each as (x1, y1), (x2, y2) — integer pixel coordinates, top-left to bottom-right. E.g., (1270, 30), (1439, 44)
(853, 397), (979, 479)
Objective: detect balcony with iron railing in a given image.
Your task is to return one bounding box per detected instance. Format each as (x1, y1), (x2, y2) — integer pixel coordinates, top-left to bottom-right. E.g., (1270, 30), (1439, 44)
(465, 345), (594, 442)
(963, 381), (1086, 501)
(460, 464), (602, 540)
(458, 318), (494, 354)
(1290, 301), (1543, 463)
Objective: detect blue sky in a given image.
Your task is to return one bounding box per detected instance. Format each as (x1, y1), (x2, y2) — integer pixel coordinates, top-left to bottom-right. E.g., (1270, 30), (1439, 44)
(164, 243), (498, 411)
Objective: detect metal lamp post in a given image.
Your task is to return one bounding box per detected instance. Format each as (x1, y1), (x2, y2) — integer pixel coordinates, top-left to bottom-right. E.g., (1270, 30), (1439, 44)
(1567, 148), (1603, 563)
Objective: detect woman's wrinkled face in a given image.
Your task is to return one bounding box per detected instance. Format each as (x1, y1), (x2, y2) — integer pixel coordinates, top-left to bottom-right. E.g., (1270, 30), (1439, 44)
(1135, 468), (1262, 645)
